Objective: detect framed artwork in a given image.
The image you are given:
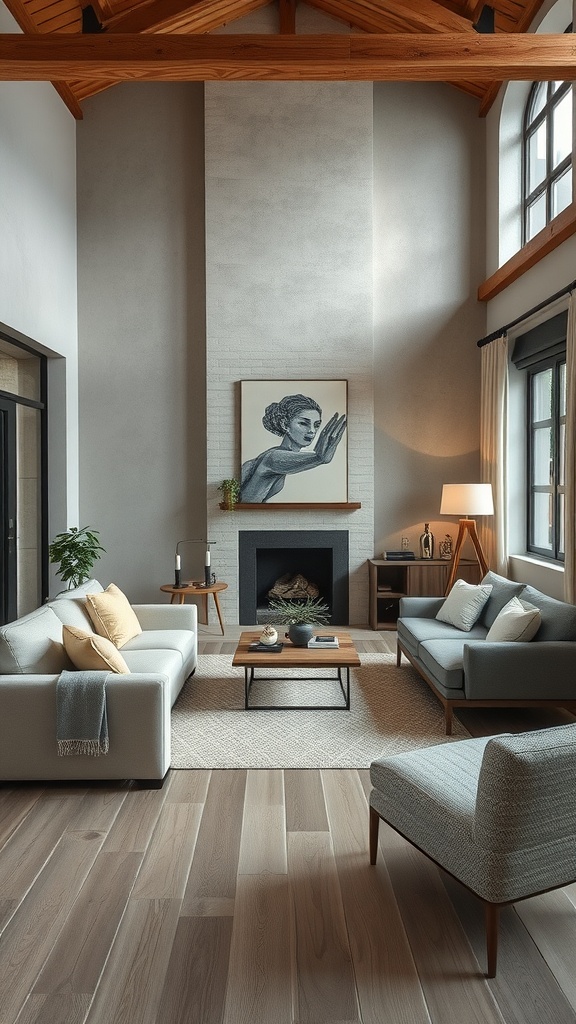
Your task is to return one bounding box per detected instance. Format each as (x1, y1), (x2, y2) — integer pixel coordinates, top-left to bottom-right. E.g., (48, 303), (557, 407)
(240, 379), (348, 503)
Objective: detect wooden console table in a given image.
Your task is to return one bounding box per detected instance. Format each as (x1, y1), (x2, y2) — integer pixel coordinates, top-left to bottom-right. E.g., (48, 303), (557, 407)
(368, 558), (481, 631)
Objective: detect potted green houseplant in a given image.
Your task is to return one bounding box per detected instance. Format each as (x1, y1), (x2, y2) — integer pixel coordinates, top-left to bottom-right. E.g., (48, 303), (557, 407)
(49, 525), (105, 590)
(267, 594), (330, 647)
(218, 478), (241, 510)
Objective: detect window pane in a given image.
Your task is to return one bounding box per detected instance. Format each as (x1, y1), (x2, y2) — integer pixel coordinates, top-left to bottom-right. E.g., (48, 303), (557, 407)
(552, 166), (572, 218)
(527, 193), (547, 240)
(559, 494), (565, 556)
(560, 361), (566, 416)
(559, 422), (566, 485)
(529, 82), (547, 121)
(532, 492), (552, 550)
(552, 89), (572, 167)
(532, 368), (552, 420)
(533, 426), (552, 485)
(528, 122), (547, 192)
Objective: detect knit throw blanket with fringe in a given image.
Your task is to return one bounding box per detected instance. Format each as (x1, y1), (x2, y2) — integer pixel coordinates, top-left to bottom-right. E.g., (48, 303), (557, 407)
(56, 669), (110, 756)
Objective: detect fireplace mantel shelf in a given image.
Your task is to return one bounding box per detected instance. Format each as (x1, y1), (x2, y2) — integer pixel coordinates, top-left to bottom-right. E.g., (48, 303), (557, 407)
(229, 502), (361, 511)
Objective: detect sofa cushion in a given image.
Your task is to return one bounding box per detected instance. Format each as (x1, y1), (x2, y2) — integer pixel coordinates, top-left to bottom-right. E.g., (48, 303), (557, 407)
(121, 629), (196, 664)
(0, 605), (70, 674)
(85, 584), (142, 647)
(63, 625), (130, 673)
(121, 648), (184, 704)
(398, 616), (487, 657)
(418, 638), (471, 691)
(479, 572), (527, 628)
(49, 579), (103, 632)
(436, 579), (493, 632)
(485, 596), (541, 642)
(520, 586), (576, 642)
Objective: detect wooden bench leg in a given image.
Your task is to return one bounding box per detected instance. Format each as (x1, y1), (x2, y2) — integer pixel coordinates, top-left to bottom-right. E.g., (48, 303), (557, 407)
(396, 642), (402, 667)
(444, 703), (453, 736)
(485, 902), (499, 978)
(369, 805), (380, 865)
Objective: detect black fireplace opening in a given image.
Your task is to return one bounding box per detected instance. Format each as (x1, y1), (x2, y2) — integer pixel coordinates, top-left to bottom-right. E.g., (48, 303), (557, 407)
(238, 530), (349, 625)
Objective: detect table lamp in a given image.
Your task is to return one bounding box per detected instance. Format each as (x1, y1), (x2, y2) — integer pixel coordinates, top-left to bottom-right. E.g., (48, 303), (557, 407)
(440, 483), (494, 594)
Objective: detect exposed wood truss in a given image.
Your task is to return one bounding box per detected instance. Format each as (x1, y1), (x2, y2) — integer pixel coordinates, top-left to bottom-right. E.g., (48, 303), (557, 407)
(0, 0), (554, 117)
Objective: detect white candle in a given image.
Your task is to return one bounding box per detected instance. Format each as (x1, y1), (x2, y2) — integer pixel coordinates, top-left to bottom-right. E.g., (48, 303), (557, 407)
(205, 549), (211, 567)
(175, 554), (181, 570)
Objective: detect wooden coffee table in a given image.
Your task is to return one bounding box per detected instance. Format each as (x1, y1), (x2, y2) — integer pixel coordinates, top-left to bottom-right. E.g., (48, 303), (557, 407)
(232, 630), (360, 711)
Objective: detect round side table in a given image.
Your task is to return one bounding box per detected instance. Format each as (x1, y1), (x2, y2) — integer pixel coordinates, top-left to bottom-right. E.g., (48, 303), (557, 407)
(160, 581), (228, 635)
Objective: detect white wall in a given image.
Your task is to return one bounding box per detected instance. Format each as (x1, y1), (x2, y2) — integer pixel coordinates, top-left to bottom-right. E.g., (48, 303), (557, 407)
(373, 83), (487, 559)
(76, 83), (207, 601)
(204, 81), (374, 625)
(0, 1), (78, 545)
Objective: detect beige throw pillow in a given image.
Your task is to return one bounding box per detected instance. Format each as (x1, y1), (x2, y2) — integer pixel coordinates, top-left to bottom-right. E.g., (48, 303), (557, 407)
(63, 625), (130, 673)
(485, 596), (541, 642)
(85, 583), (142, 648)
(436, 579), (493, 632)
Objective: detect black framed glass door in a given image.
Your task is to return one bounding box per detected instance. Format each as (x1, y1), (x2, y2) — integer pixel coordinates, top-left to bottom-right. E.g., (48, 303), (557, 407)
(0, 397), (17, 624)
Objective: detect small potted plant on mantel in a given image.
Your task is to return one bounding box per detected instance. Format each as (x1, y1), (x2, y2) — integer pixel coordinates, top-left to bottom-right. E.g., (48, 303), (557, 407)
(218, 478), (241, 511)
(267, 594), (330, 647)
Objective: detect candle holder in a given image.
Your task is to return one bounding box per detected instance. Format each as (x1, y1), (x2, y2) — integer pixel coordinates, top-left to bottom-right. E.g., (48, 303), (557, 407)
(174, 538), (216, 590)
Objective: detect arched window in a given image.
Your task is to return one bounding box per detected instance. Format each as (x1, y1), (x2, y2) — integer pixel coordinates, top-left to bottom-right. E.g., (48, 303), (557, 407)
(523, 79), (572, 244)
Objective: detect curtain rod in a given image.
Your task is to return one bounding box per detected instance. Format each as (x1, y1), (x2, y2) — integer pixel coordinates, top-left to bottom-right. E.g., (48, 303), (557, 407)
(476, 278), (576, 348)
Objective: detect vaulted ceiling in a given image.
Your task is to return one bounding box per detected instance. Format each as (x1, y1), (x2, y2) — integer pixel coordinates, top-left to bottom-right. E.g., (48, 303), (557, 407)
(0, 0), (555, 117)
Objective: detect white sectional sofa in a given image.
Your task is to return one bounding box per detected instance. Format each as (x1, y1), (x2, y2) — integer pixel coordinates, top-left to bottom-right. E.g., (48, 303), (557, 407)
(0, 580), (197, 786)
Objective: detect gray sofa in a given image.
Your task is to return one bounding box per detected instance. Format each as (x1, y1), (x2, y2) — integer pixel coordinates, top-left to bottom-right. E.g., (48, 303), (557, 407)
(0, 579), (197, 784)
(397, 571), (576, 734)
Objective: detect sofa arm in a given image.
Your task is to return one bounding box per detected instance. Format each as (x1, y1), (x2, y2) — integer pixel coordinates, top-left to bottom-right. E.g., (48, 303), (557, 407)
(132, 603), (197, 632)
(463, 642), (576, 700)
(399, 597), (444, 618)
(0, 672), (172, 781)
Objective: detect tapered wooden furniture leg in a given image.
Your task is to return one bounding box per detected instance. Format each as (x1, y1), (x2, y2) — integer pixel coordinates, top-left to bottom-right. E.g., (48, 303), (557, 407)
(396, 642), (402, 667)
(485, 902), (499, 978)
(444, 703), (453, 736)
(445, 518), (490, 594)
(212, 591), (225, 635)
(369, 805), (380, 865)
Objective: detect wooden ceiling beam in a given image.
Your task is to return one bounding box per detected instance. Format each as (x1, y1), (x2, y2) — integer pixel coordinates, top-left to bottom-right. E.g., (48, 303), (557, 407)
(305, 0), (475, 35)
(1, 32), (576, 82)
(105, 0), (272, 34)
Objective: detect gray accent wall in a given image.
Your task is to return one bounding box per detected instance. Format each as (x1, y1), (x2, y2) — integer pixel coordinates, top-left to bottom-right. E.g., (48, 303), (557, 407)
(75, 78), (486, 618)
(373, 83), (486, 559)
(77, 83), (207, 600)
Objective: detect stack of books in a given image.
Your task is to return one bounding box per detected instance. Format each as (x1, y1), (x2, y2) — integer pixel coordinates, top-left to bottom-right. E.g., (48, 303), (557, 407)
(248, 641), (284, 653)
(307, 635), (339, 649)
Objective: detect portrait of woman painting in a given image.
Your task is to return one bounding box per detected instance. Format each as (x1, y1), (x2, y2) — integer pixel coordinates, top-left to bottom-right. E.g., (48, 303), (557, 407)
(240, 380), (348, 504)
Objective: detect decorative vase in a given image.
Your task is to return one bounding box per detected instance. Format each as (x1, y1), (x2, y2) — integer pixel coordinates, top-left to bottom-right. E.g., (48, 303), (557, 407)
(286, 623), (314, 647)
(419, 523), (434, 559)
(259, 624), (278, 646)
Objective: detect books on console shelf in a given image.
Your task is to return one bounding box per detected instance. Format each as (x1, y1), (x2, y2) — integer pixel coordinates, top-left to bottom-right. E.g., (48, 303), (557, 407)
(385, 550), (416, 560)
(308, 635), (339, 649)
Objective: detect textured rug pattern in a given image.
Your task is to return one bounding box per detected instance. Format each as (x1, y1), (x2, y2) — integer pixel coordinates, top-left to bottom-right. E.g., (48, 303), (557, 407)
(171, 653), (469, 769)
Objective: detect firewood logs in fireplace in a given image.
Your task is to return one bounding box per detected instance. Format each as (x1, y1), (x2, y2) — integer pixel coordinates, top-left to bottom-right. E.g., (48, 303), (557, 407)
(268, 573), (319, 601)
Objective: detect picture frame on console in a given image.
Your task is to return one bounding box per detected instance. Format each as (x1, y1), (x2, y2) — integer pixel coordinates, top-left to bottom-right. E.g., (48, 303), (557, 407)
(240, 379), (348, 504)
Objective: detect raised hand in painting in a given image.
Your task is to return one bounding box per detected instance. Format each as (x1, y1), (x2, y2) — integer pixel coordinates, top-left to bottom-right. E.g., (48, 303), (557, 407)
(313, 413), (347, 465)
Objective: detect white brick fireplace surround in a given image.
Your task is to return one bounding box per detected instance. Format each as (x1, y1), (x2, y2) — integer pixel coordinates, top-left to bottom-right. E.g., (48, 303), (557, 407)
(204, 81), (374, 626)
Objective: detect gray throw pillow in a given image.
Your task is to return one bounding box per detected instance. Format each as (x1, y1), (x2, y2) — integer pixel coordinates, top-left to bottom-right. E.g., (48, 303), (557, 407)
(479, 571), (526, 628)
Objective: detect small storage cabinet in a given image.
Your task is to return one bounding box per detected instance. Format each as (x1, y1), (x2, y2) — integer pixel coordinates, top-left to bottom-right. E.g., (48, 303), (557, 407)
(368, 558), (481, 630)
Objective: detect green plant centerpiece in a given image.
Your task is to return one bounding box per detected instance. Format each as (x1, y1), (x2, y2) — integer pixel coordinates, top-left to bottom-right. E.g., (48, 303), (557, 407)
(267, 594), (330, 647)
(218, 478), (241, 510)
(49, 525), (105, 590)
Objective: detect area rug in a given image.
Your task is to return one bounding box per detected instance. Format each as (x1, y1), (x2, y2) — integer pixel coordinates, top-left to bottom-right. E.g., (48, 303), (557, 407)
(171, 653), (470, 769)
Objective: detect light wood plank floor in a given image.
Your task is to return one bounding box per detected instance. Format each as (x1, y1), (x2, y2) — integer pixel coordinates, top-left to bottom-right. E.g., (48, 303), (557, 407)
(1, 625), (575, 1024)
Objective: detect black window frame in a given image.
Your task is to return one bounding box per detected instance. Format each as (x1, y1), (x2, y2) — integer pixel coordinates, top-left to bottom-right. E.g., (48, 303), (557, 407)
(522, 76), (573, 246)
(527, 353), (566, 562)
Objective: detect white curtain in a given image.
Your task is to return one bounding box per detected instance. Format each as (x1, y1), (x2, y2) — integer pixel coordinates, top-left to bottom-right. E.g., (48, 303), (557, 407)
(564, 296), (576, 602)
(479, 333), (509, 576)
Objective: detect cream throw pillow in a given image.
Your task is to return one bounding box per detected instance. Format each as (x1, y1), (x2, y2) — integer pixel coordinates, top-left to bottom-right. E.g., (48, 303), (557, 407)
(85, 583), (142, 648)
(485, 596), (541, 642)
(63, 625), (130, 673)
(436, 579), (493, 632)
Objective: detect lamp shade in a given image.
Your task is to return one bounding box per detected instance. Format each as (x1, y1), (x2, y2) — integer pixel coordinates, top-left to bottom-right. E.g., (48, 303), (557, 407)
(440, 483), (494, 518)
